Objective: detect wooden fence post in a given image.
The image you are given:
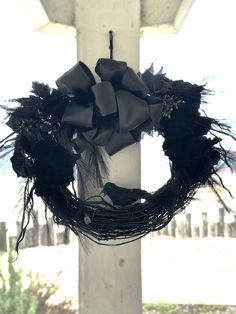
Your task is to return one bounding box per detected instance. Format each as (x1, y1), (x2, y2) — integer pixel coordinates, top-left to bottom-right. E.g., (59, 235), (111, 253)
(210, 223), (217, 237)
(0, 222), (7, 252)
(202, 212), (208, 237)
(162, 225), (169, 236)
(218, 208), (225, 237)
(170, 218), (176, 238)
(185, 213), (192, 237)
(193, 226), (200, 237)
(177, 221), (185, 238)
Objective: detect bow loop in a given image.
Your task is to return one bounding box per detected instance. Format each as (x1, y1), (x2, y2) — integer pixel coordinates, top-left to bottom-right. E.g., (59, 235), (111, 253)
(95, 58), (127, 82)
(105, 131), (136, 155)
(91, 82), (117, 116)
(56, 61), (96, 94)
(82, 126), (114, 146)
(116, 90), (149, 133)
(121, 67), (149, 98)
(62, 101), (94, 128)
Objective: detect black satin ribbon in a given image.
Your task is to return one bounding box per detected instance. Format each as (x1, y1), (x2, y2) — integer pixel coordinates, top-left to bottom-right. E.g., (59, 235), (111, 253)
(56, 58), (163, 155)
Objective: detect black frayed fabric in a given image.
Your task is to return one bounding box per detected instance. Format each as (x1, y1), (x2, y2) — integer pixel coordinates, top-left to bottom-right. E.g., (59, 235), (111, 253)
(0, 58), (235, 252)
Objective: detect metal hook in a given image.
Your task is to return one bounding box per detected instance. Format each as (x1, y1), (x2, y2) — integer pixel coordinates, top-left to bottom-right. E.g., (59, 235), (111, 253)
(109, 30), (113, 60)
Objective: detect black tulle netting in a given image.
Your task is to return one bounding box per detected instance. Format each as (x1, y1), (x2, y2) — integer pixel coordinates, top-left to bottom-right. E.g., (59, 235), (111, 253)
(0, 58), (235, 252)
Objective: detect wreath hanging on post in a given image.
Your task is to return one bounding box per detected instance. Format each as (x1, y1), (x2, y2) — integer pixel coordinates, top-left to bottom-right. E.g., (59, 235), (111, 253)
(0, 57), (235, 252)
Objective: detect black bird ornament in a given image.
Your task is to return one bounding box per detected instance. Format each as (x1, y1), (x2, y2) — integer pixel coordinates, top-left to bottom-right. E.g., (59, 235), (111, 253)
(102, 182), (152, 206)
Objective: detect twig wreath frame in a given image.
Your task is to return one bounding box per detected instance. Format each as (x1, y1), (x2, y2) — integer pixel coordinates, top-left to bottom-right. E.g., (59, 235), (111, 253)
(0, 58), (235, 251)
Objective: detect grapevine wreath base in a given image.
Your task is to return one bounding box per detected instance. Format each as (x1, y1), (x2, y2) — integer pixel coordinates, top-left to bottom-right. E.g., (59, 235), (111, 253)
(0, 58), (235, 251)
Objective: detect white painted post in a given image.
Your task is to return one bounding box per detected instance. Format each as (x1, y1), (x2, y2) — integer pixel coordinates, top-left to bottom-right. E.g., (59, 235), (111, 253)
(75, 1), (142, 314)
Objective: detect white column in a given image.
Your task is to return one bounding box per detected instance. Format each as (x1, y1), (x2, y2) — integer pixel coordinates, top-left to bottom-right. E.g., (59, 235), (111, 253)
(76, 1), (142, 314)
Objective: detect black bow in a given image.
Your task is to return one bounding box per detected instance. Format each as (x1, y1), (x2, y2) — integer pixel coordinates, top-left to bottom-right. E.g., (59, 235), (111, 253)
(56, 58), (164, 155)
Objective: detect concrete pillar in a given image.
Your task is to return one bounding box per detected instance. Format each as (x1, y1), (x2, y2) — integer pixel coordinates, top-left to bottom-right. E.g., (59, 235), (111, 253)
(75, 1), (142, 314)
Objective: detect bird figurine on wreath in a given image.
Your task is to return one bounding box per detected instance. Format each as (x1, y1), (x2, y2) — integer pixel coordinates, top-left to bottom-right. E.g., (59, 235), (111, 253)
(0, 57), (235, 252)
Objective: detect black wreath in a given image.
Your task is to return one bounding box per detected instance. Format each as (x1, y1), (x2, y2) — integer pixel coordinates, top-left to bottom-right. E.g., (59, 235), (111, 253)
(0, 58), (235, 251)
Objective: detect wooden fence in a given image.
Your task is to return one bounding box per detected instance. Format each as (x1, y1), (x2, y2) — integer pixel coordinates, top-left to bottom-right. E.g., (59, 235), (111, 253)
(0, 214), (72, 252)
(151, 207), (236, 238)
(1, 206), (236, 251)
